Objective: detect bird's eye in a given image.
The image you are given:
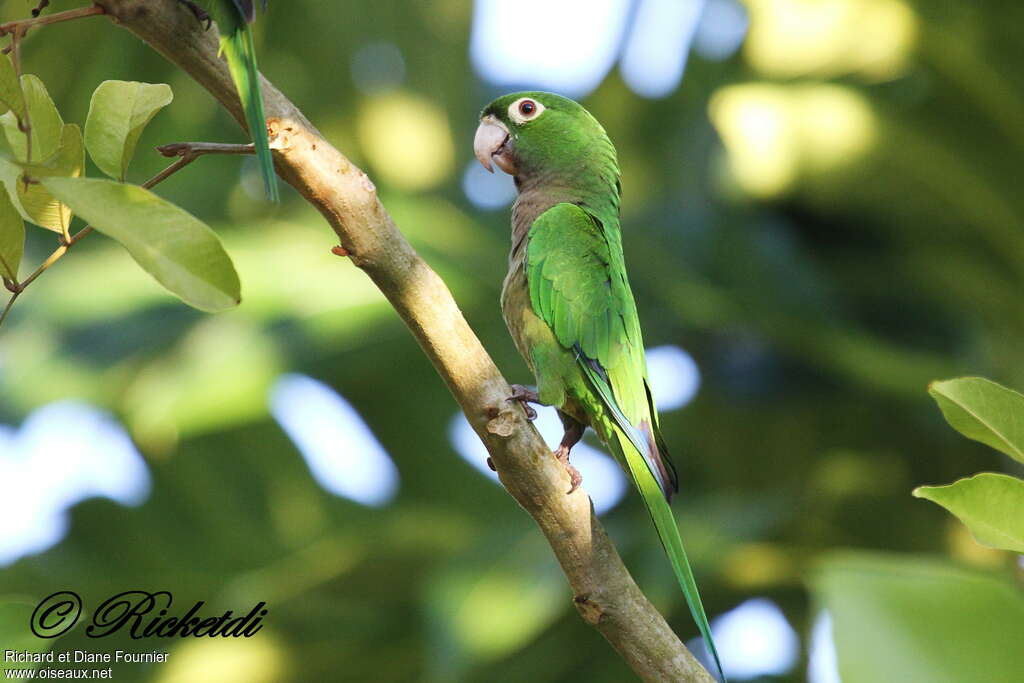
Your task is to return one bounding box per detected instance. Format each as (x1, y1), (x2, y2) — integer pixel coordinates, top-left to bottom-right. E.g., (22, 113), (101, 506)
(508, 97), (545, 124)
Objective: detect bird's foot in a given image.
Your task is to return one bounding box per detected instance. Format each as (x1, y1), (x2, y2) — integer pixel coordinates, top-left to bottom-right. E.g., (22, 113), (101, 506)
(176, 0), (212, 29)
(554, 444), (583, 494)
(508, 384), (540, 420)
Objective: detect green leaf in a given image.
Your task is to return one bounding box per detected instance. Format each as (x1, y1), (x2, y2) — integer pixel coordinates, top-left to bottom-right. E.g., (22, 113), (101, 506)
(0, 123), (84, 233)
(42, 177), (241, 312)
(914, 472), (1024, 552)
(0, 74), (63, 163)
(0, 53), (24, 117)
(929, 377), (1024, 464)
(0, 183), (23, 280)
(84, 80), (172, 181)
(812, 552), (1024, 683)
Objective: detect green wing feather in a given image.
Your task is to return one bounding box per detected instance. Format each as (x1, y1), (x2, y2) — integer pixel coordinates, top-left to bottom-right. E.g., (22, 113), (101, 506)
(209, 1), (278, 201)
(526, 202), (724, 679)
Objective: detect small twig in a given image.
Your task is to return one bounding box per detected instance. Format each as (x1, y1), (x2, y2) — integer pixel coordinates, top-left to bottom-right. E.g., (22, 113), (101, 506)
(0, 290), (19, 326)
(142, 153), (199, 186)
(157, 141), (255, 160)
(0, 152), (206, 329)
(15, 239), (70, 292)
(0, 5), (104, 47)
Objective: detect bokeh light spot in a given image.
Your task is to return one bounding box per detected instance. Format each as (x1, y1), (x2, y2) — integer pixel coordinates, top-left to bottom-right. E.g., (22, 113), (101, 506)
(156, 633), (287, 683)
(709, 83), (875, 197)
(462, 160), (517, 210)
(270, 374), (399, 507)
(714, 598), (800, 679)
(451, 568), (564, 658)
(645, 345), (701, 411)
(809, 611), (842, 683)
(470, 0), (629, 98)
(690, 598), (800, 679)
(358, 92), (454, 191)
(694, 0), (749, 61)
(620, 0), (705, 99)
(744, 0), (917, 81)
(0, 402), (150, 566)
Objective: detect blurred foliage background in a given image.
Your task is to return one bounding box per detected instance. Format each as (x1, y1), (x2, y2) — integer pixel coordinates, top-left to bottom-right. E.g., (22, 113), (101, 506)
(1, 0), (1023, 681)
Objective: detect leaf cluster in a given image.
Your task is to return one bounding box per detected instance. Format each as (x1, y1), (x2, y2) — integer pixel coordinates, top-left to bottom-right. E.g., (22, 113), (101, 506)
(0, 64), (240, 321)
(913, 377), (1024, 553)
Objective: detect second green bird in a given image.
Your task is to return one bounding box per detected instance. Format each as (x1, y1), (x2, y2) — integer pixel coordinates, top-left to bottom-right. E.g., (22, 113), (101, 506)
(474, 92), (724, 678)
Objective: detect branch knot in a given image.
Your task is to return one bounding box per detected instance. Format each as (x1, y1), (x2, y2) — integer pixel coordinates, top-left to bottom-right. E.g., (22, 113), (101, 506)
(573, 594), (608, 626)
(485, 406), (518, 438)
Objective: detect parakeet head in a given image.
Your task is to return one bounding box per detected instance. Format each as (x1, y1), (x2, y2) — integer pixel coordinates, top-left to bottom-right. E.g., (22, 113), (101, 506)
(474, 92), (619, 186)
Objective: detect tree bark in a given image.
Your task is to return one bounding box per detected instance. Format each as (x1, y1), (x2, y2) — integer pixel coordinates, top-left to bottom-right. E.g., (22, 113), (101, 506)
(92, 2), (715, 680)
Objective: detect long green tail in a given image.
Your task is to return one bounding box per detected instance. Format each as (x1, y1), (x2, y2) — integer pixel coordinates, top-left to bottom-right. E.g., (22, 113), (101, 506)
(607, 428), (726, 681)
(220, 25), (278, 201)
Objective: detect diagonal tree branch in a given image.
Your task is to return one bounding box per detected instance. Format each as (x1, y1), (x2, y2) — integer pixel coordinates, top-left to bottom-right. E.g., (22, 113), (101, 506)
(92, 1), (715, 680)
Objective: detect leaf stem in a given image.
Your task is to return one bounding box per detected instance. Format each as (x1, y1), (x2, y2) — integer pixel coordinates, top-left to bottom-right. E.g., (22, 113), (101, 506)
(9, 25), (32, 168)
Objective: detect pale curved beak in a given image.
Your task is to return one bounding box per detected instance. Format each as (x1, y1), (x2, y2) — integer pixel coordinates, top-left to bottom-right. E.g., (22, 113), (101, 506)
(474, 115), (510, 173)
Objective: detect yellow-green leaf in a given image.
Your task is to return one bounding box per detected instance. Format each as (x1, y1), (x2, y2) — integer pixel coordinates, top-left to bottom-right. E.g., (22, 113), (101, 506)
(84, 80), (173, 181)
(929, 377), (1024, 464)
(914, 472), (1024, 553)
(0, 186), (23, 281)
(3, 123), (84, 233)
(0, 53), (24, 117)
(0, 75), (63, 162)
(42, 177), (240, 312)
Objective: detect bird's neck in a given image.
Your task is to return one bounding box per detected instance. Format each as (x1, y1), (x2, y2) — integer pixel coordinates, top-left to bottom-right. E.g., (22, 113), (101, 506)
(510, 166), (621, 256)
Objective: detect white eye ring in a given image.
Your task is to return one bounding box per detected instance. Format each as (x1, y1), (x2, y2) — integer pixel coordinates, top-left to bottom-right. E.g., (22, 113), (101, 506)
(508, 98), (545, 124)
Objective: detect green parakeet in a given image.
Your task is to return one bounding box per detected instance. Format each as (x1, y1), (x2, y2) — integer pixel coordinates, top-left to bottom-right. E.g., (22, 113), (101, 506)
(181, 0), (278, 201)
(474, 92), (724, 678)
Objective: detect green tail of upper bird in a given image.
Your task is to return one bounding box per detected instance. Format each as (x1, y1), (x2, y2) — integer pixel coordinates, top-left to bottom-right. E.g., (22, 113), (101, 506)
(211, 0), (278, 201)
